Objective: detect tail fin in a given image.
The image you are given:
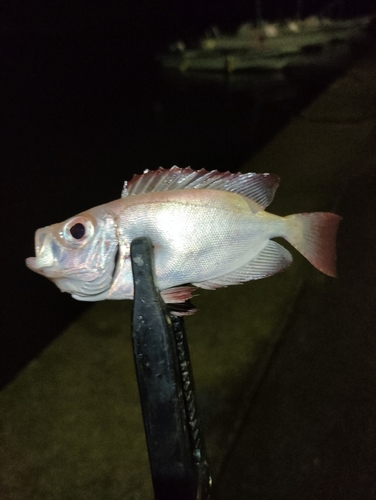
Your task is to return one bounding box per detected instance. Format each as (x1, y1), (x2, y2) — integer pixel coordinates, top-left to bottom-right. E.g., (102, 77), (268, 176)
(284, 212), (342, 277)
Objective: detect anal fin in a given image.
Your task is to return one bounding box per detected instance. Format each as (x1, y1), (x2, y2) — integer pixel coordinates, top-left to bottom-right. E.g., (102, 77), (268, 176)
(192, 241), (292, 290)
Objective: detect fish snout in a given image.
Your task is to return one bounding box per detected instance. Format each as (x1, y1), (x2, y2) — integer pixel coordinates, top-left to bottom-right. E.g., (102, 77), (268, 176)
(27, 228), (55, 272)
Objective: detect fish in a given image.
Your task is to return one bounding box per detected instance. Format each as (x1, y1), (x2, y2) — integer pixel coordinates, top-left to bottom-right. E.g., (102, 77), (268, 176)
(26, 166), (341, 314)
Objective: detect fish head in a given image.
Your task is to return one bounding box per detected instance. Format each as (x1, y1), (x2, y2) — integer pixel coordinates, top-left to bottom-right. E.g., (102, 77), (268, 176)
(26, 209), (119, 299)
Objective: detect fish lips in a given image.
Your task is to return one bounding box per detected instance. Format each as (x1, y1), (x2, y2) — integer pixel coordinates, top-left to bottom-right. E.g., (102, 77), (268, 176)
(25, 256), (64, 278)
(25, 256), (44, 274)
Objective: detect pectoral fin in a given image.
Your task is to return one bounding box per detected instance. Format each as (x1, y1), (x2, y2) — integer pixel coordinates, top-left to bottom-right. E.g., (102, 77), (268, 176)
(192, 241), (292, 290)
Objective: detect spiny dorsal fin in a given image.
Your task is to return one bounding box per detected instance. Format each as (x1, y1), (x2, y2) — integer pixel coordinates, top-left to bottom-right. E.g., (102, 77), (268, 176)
(121, 166), (280, 209)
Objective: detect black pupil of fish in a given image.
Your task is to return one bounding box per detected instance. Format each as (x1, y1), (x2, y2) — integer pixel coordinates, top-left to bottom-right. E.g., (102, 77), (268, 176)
(70, 223), (85, 240)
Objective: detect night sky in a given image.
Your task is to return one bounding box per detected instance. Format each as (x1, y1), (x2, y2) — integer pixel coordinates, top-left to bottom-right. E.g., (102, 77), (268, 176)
(2, 0), (374, 43)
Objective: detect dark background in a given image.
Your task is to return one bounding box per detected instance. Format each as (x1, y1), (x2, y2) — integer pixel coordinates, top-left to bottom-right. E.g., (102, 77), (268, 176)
(1, 0), (373, 387)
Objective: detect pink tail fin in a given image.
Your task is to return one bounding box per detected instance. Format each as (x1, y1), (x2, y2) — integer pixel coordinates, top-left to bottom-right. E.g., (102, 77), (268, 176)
(285, 212), (342, 277)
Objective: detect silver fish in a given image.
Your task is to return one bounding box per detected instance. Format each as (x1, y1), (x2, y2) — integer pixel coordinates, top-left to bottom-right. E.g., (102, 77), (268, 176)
(26, 166), (341, 313)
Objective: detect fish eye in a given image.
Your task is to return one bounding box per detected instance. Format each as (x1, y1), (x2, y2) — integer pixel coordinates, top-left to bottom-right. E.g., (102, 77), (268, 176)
(62, 216), (95, 246)
(70, 223), (85, 240)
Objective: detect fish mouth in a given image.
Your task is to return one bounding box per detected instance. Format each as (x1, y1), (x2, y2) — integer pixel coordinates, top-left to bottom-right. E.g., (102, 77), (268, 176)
(25, 256), (57, 276)
(26, 228), (61, 277)
(25, 256), (38, 271)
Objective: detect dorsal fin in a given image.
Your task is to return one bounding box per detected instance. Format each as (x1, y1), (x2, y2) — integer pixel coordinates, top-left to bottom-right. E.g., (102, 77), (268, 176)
(121, 166), (280, 209)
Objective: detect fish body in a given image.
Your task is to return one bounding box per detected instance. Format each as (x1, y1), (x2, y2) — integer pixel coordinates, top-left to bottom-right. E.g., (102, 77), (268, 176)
(26, 167), (341, 312)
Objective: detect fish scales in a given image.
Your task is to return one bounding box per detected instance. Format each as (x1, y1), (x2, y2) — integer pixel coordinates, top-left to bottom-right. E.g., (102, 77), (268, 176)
(111, 189), (274, 287)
